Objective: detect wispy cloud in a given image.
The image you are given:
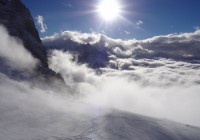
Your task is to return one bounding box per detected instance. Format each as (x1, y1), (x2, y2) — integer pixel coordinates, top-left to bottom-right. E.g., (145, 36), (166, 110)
(136, 20), (143, 26)
(124, 31), (131, 35)
(36, 15), (48, 33)
(0, 25), (38, 71)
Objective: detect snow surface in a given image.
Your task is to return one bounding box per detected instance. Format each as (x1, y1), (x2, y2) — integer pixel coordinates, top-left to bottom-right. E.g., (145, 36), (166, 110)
(0, 74), (200, 140)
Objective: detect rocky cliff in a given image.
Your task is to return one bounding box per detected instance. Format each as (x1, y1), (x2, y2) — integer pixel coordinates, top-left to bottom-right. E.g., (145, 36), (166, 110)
(0, 0), (63, 80)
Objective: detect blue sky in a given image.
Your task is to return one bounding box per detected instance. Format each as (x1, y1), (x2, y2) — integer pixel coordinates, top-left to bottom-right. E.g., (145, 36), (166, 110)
(21, 0), (200, 39)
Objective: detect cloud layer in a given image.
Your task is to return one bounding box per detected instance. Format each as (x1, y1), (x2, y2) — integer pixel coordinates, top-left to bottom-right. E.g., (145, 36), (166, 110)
(43, 29), (200, 67)
(42, 29), (200, 126)
(48, 50), (200, 127)
(0, 26), (200, 140)
(1, 70), (200, 140)
(42, 29), (200, 85)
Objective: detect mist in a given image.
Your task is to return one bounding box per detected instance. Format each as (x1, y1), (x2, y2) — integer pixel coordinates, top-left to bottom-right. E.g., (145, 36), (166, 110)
(0, 25), (38, 71)
(0, 26), (200, 139)
(48, 50), (200, 127)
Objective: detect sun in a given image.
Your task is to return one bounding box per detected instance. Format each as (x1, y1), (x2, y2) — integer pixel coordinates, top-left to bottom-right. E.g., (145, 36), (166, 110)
(97, 0), (121, 21)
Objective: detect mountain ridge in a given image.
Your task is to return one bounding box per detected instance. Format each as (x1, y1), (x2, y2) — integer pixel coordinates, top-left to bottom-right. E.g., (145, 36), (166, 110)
(0, 0), (63, 81)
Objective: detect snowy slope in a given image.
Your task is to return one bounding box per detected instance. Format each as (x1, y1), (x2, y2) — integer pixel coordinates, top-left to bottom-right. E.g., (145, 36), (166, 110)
(1, 104), (200, 140)
(0, 75), (200, 140)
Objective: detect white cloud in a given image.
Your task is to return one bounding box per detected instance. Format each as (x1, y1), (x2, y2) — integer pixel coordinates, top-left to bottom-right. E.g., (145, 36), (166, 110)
(48, 50), (98, 87)
(41, 29), (200, 126)
(0, 48), (200, 140)
(43, 30), (101, 45)
(42, 29), (200, 65)
(46, 50), (200, 127)
(0, 25), (38, 71)
(124, 31), (131, 35)
(136, 20), (143, 26)
(1, 26), (200, 140)
(36, 15), (48, 33)
(1, 67), (200, 139)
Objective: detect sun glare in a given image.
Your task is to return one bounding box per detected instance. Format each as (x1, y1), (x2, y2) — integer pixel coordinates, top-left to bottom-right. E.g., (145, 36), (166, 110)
(97, 0), (121, 21)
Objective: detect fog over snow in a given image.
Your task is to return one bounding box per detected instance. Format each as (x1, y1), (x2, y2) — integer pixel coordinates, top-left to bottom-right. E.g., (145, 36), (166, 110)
(1, 25), (200, 139)
(43, 29), (200, 126)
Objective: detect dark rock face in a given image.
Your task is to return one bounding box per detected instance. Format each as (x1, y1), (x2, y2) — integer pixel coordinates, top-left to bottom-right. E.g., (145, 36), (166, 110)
(0, 0), (64, 82)
(0, 0), (48, 67)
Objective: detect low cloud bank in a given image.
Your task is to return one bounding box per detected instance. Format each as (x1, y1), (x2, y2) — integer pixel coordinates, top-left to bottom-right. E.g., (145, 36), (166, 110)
(48, 50), (200, 127)
(43, 29), (200, 126)
(0, 27), (200, 139)
(43, 29), (200, 69)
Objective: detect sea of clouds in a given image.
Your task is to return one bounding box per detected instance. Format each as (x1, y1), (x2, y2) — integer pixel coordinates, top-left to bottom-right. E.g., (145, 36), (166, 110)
(43, 28), (200, 126)
(0, 25), (200, 139)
